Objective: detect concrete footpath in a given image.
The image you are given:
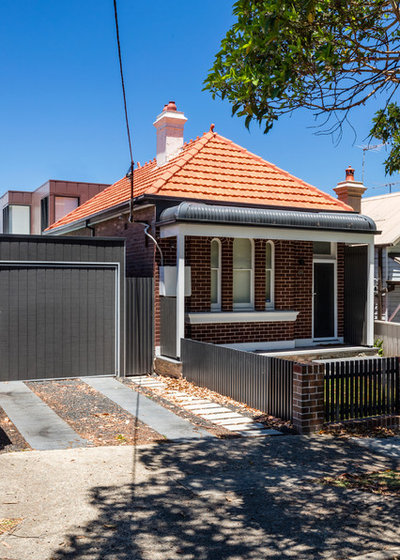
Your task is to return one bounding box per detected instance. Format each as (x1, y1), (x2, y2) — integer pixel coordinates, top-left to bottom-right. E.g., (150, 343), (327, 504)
(0, 435), (399, 560)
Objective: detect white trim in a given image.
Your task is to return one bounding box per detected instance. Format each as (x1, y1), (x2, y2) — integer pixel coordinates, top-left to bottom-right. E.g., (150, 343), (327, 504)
(366, 241), (375, 345)
(266, 240), (274, 309)
(186, 310), (299, 324)
(233, 238), (254, 309)
(159, 222), (375, 245)
(210, 238), (221, 311)
(176, 233), (185, 359)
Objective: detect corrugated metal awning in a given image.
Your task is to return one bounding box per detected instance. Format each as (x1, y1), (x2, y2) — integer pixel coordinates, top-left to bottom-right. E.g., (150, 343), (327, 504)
(158, 202), (377, 234)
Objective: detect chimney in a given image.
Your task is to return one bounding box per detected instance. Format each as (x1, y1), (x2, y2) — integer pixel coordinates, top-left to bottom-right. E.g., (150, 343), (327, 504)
(333, 165), (366, 212)
(153, 101), (187, 166)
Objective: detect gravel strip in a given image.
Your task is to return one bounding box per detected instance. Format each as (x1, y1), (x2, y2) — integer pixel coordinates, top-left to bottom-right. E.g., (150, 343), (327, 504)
(123, 375), (294, 436)
(322, 423), (400, 438)
(27, 379), (162, 446)
(0, 408), (30, 454)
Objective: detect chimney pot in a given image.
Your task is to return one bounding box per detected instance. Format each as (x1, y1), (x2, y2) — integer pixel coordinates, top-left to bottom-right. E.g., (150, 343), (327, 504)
(166, 101), (177, 112)
(345, 165), (355, 181)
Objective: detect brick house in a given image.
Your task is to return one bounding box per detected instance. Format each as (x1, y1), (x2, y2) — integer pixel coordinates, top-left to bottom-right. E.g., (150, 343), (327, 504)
(45, 102), (377, 368)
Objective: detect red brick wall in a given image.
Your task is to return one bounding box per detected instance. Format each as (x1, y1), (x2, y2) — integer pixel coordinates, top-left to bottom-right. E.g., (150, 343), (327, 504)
(292, 241), (313, 340)
(153, 236), (345, 346)
(94, 206), (156, 277)
(186, 321), (295, 344)
(185, 236), (211, 312)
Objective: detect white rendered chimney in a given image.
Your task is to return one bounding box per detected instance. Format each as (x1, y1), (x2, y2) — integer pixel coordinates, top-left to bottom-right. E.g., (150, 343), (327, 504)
(153, 101), (187, 166)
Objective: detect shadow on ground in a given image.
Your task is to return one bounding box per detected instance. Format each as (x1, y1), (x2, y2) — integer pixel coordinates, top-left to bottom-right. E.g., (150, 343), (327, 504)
(52, 436), (400, 560)
(0, 425), (12, 450)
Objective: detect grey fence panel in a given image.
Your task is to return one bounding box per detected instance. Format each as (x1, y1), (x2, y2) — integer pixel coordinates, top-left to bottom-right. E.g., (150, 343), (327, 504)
(160, 296), (177, 359)
(126, 278), (154, 376)
(375, 320), (400, 356)
(181, 339), (293, 421)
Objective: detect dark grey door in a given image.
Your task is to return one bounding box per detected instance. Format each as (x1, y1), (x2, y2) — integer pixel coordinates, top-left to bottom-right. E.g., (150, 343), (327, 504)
(313, 262), (335, 338)
(344, 245), (368, 345)
(0, 265), (116, 381)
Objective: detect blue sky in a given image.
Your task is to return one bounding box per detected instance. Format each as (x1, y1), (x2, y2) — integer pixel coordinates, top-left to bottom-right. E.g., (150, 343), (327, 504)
(0, 0), (397, 198)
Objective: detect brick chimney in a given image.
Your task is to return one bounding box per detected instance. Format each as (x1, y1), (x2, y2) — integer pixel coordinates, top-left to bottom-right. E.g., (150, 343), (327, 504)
(153, 101), (187, 166)
(333, 165), (366, 212)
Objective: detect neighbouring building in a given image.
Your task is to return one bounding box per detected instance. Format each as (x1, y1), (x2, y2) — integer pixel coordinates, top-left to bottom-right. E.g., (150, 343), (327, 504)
(0, 179), (110, 234)
(45, 101), (377, 369)
(361, 190), (400, 321)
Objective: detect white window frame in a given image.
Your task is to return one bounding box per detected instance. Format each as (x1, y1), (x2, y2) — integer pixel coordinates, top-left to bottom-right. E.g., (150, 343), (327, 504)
(233, 238), (254, 310)
(210, 238), (221, 311)
(265, 240), (275, 309)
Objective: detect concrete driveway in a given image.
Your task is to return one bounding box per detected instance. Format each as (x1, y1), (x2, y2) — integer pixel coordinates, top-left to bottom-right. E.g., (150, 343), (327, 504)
(0, 435), (399, 560)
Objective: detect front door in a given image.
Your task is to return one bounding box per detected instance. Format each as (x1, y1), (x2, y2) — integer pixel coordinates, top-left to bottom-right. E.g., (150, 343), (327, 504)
(313, 262), (335, 338)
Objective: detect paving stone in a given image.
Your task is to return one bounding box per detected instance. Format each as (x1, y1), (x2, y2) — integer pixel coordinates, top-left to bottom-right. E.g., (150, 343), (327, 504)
(0, 381), (87, 450)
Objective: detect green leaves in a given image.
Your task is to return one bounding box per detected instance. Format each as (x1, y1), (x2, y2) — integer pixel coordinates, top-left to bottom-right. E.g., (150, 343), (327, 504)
(205, 0), (400, 172)
(371, 103), (400, 175)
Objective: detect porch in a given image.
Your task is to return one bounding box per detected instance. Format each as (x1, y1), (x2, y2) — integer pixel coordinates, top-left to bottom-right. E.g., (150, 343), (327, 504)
(156, 201), (377, 361)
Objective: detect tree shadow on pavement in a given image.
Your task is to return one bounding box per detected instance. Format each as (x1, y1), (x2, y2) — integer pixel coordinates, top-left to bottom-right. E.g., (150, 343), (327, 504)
(52, 435), (400, 560)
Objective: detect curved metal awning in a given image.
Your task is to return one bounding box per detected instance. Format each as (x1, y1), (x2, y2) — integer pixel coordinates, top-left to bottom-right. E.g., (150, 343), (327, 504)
(158, 202), (377, 234)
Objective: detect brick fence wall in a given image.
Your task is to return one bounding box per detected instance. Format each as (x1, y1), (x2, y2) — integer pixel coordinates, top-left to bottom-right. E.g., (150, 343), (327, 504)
(292, 362), (325, 434)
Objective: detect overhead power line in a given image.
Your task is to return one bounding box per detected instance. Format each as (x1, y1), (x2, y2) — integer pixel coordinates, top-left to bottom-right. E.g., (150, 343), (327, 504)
(113, 0), (135, 221)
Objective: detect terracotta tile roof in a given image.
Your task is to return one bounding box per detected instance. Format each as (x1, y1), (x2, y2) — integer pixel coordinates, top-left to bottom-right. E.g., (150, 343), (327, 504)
(47, 131), (352, 230)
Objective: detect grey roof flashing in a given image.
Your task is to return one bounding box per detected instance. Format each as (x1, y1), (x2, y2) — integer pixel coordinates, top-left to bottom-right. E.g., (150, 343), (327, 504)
(158, 202), (378, 234)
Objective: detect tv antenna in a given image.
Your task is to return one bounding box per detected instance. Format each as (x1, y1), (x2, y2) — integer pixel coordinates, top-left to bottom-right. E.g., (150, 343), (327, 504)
(371, 180), (400, 193)
(357, 143), (386, 183)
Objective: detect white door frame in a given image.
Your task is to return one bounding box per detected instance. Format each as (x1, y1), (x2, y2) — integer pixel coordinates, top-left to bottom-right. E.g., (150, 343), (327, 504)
(312, 246), (338, 341)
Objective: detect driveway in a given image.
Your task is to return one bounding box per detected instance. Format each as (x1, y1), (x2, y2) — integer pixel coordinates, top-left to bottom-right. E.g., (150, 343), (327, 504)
(0, 435), (399, 560)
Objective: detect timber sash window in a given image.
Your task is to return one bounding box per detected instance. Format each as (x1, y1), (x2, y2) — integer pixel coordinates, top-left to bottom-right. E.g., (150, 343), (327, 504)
(233, 238), (254, 308)
(266, 241), (274, 308)
(210, 239), (221, 310)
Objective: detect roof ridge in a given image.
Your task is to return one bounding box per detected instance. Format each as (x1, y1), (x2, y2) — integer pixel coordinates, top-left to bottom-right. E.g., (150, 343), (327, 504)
(362, 191), (400, 202)
(147, 131), (215, 195)
(212, 133), (352, 212)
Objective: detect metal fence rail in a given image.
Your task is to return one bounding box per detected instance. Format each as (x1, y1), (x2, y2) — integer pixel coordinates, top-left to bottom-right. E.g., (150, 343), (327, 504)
(126, 277), (153, 375)
(324, 357), (400, 422)
(181, 339), (293, 421)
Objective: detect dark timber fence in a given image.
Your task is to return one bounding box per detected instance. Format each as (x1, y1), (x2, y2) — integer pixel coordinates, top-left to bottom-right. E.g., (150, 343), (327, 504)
(181, 339), (293, 421)
(324, 357), (400, 422)
(126, 278), (154, 375)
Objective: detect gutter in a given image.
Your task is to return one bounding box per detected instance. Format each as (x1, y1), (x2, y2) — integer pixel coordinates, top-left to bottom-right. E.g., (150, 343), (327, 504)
(157, 202), (378, 235)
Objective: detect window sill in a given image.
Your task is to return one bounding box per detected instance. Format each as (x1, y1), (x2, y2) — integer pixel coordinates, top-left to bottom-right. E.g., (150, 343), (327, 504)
(186, 310), (299, 324)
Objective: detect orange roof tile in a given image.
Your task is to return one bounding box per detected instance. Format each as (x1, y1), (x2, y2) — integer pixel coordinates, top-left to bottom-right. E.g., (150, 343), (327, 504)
(47, 131), (352, 231)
